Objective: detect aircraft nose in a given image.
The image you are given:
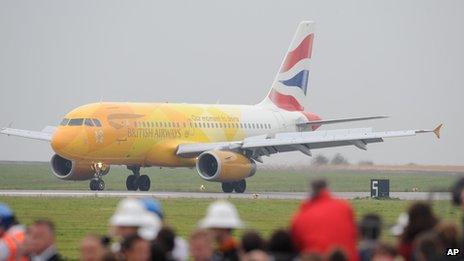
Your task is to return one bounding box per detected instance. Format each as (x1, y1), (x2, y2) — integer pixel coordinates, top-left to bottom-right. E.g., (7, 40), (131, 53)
(51, 128), (72, 154)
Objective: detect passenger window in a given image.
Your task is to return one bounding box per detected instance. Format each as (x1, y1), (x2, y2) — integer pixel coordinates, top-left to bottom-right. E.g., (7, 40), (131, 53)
(84, 119), (94, 127)
(68, 118), (84, 126)
(60, 118), (69, 126)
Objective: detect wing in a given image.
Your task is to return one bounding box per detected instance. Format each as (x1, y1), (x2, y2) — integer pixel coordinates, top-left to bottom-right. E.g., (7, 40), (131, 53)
(0, 126), (56, 142)
(297, 115), (388, 127)
(177, 124), (443, 161)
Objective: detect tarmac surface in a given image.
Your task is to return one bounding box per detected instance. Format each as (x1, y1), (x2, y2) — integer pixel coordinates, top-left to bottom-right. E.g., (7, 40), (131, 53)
(0, 190), (451, 200)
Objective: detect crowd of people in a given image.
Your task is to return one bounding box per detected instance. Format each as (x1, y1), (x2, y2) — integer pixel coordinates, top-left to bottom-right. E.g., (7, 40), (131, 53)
(0, 179), (461, 261)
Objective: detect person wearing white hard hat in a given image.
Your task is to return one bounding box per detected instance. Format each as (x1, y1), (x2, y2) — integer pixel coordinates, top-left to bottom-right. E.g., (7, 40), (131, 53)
(109, 198), (162, 257)
(110, 198), (162, 241)
(198, 200), (243, 261)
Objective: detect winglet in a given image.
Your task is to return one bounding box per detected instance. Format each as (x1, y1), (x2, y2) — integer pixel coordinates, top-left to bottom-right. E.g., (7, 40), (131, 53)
(433, 123), (443, 139)
(415, 123), (443, 139)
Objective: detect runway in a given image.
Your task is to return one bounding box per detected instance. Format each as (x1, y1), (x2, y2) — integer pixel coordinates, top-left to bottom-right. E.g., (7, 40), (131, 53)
(0, 190), (451, 200)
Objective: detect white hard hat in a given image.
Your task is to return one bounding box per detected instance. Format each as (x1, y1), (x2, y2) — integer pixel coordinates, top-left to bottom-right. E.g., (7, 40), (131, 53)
(199, 200), (244, 229)
(391, 212), (409, 236)
(138, 215), (162, 241)
(110, 198), (162, 240)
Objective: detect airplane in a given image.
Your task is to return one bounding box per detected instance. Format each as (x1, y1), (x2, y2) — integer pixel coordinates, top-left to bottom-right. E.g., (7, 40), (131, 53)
(0, 21), (442, 193)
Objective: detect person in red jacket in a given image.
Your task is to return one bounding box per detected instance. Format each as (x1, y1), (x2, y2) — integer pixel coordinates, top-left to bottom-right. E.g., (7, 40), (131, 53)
(291, 179), (359, 261)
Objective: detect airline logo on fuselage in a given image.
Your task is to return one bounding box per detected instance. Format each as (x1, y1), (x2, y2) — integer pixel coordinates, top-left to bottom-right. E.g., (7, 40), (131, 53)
(127, 128), (184, 139)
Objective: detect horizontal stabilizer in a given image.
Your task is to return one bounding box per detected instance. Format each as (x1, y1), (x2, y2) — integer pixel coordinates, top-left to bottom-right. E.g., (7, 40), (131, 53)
(297, 115), (388, 127)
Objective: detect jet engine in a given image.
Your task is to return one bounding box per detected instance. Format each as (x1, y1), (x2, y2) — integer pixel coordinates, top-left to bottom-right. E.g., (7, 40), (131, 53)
(196, 150), (256, 182)
(50, 154), (109, 180)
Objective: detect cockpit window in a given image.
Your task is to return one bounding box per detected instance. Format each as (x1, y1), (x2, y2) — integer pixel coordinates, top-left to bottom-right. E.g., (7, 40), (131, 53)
(84, 118), (94, 126)
(92, 119), (102, 127)
(60, 118), (69, 126)
(68, 118), (84, 126)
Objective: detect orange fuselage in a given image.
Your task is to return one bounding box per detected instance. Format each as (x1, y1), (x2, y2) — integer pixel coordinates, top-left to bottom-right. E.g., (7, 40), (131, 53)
(51, 102), (314, 167)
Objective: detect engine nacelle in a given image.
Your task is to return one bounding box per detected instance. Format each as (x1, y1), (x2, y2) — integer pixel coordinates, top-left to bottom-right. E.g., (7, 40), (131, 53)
(196, 150), (256, 182)
(50, 154), (109, 181)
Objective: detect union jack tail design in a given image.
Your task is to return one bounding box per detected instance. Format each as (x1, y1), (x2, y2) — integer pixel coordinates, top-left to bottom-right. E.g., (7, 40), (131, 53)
(258, 21), (314, 111)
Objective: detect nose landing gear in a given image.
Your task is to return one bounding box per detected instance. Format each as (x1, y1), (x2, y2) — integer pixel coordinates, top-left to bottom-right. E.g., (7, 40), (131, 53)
(126, 166), (151, 191)
(89, 162), (107, 191)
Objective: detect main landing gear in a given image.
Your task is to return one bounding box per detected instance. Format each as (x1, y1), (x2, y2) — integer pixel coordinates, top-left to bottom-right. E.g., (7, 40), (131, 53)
(90, 163), (106, 191)
(221, 180), (246, 193)
(126, 166), (151, 191)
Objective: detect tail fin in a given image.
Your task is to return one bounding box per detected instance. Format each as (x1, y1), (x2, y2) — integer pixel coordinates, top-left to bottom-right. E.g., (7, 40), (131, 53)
(258, 21), (314, 111)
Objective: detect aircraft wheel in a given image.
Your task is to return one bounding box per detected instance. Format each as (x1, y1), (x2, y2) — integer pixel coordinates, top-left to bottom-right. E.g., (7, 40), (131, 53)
(221, 182), (234, 193)
(97, 179), (105, 191)
(89, 179), (98, 191)
(126, 175), (138, 191)
(138, 175), (151, 191)
(233, 180), (246, 193)
(90, 179), (105, 191)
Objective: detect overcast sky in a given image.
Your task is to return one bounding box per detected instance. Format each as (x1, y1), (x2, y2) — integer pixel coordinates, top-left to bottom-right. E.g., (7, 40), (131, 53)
(0, 0), (462, 165)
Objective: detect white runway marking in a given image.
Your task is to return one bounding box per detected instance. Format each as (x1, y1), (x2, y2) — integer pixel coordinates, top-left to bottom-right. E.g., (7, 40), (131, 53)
(0, 190), (450, 200)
